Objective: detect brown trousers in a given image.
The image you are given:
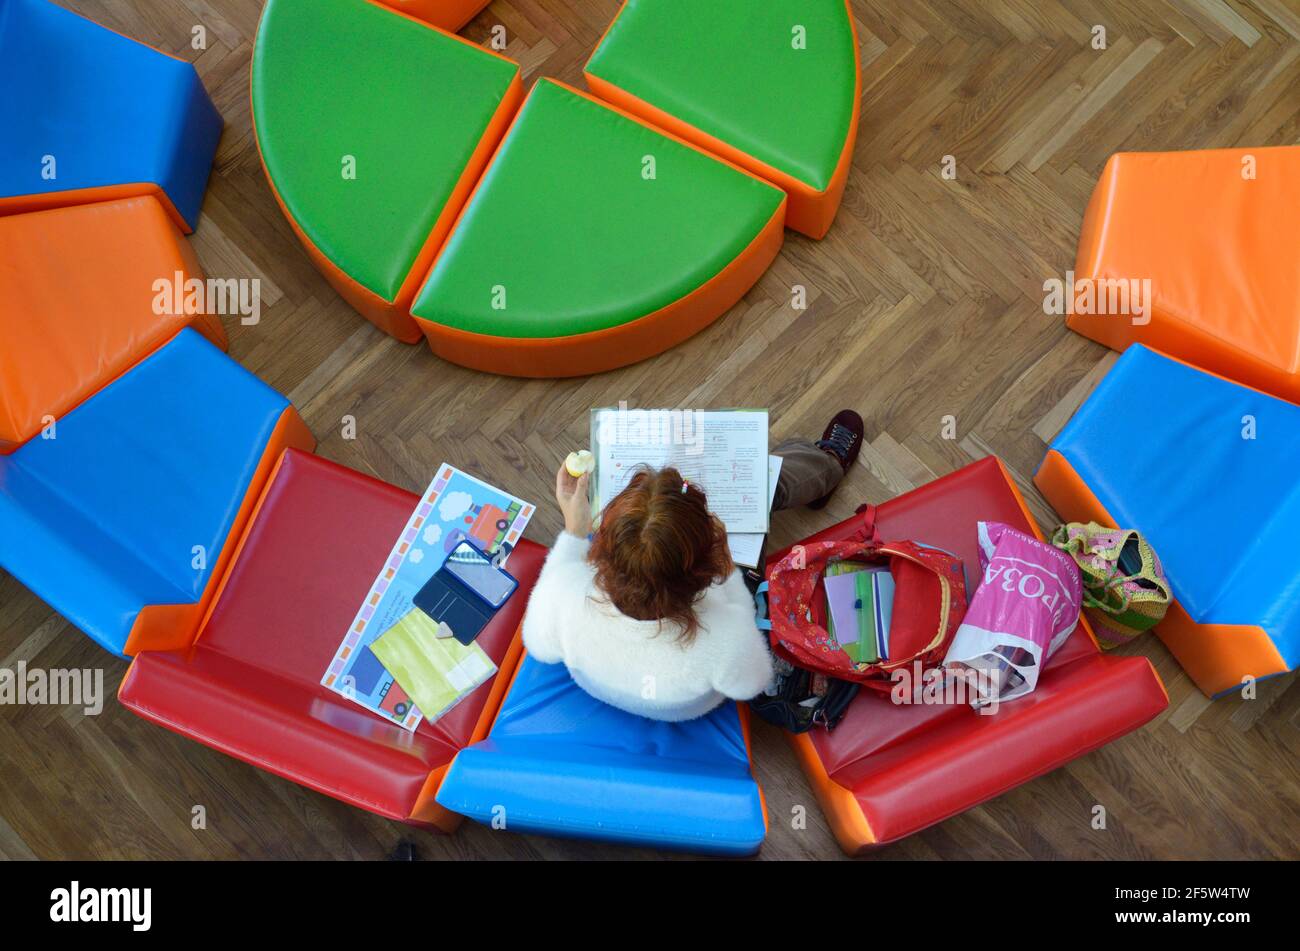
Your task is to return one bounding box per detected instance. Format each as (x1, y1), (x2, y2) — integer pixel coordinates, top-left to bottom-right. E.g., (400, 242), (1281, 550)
(771, 438), (844, 511)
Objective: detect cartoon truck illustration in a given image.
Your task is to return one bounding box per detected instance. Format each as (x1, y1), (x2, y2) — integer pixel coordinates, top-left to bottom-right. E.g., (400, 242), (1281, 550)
(443, 500), (522, 555)
(346, 647), (413, 720)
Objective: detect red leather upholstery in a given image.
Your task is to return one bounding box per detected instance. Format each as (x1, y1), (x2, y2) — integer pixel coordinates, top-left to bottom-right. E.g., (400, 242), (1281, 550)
(769, 457), (1168, 853)
(119, 450), (545, 824)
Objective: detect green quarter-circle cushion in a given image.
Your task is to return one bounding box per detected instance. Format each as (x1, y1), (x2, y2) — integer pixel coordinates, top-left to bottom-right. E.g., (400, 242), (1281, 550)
(252, 0), (519, 307)
(410, 79), (786, 375)
(585, 0), (857, 194)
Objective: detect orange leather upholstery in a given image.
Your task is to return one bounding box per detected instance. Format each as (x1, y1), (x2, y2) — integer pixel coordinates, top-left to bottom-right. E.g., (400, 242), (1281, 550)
(0, 196), (226, 453)
(1070, 147), (1300, 402)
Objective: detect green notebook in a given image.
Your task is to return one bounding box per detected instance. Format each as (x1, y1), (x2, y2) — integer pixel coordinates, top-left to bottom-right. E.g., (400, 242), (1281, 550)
(825, 561), (879, 664)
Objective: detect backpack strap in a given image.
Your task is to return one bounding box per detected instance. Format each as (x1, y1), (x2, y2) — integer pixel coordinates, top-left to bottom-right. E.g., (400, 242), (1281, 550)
(753, 582), (772, 631)
(852, 503), (880, 546)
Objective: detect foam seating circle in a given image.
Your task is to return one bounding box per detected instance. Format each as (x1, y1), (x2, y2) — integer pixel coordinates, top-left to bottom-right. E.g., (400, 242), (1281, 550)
(1069, 147), (1300, 403)
(0, 0), (222, 233)
(119, 450), (546, 828)
(768, 456), (1168, 855)
(250, 0), (861, 374)
(1037, 345), (1300, 697)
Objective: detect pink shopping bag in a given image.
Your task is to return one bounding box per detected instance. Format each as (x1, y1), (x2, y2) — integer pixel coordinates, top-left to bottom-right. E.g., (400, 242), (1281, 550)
(942, 521), (1082, 707)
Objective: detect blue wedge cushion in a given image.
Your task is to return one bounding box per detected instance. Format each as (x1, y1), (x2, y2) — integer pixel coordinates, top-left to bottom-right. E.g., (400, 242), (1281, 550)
(1053, 345), (1300, 667)
(0, 0), (222, 229)
(0, 329), (290, 656)
(436, 656), (766, 855)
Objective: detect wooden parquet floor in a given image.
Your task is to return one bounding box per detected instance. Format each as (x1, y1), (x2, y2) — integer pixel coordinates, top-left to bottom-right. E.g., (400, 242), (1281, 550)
(3, 0), (1299, 860)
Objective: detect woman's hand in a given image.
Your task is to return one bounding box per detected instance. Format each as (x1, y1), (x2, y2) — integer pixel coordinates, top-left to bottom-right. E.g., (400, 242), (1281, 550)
(555, 462), (592, 538)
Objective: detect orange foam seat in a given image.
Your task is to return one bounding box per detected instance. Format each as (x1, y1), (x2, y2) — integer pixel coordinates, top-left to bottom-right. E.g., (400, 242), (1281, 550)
(374, 0), (491, 32)
(0, 196), (226, 453)
(1070, 147), (1300, 402)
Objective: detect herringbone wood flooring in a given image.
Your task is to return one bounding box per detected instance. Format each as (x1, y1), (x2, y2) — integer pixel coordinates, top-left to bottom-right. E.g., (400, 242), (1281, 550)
(3, 0), (1299, 860)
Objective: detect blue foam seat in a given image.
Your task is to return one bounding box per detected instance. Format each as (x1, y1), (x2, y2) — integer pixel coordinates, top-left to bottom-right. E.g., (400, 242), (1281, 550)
(0, 0), (222, 231)
(0, 329), (310, 657)
(436, 656), (767, 855)
(1038, 344), (1300, 695)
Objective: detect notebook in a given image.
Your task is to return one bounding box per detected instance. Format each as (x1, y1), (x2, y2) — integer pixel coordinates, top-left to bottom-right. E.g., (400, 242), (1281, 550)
(824, 562), (893, 664)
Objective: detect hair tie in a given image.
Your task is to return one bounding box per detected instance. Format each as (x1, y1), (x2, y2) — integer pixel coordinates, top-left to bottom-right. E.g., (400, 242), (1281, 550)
(681, 480), (689, 494)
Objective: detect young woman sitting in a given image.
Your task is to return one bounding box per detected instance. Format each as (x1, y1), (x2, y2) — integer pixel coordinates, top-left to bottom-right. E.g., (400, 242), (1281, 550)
(522, 410), (864, 721)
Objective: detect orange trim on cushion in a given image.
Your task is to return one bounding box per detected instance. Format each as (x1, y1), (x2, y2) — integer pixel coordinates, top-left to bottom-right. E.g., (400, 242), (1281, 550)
(583, 0), (861, 240)
(1066, 303), (1300, 406)
(1034, 449), (1286, 697)
(408, 627), (528, 828)
(249, 7), (523, 344)
(190, 445), (293, 650)
(0, 183), (194, 234)
(372, 0), (492, 33)
(736, 703), (770, 833)
(414, 199), (786, 376)
(786, 731), (876, 855)
(122, 406), (316, 655)
(255, 171), (426, 342)
(393, 73), (524, 314)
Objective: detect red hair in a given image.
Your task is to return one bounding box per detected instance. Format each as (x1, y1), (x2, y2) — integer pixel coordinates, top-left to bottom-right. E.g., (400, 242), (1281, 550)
(588, 467), (734, 644)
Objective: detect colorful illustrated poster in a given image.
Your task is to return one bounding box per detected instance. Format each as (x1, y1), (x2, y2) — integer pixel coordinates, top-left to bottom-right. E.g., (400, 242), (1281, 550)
(321, 464), (534, 731)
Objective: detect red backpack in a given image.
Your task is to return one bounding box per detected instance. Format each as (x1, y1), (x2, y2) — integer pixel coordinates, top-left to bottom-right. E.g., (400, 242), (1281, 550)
(762, 506), (968, 691)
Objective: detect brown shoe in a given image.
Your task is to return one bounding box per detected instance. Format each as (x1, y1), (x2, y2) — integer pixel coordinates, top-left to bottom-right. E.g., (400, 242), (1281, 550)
(809, 410), (864, 510)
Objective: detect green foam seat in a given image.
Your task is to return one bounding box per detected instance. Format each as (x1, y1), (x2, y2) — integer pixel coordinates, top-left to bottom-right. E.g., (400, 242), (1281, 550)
(252, 0), (520, 340)
(584, 0), (859, 238)
(410, 79), (786, 377)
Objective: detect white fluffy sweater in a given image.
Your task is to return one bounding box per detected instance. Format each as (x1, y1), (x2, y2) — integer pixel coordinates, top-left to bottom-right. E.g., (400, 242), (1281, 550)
(521, 531), (775, 721)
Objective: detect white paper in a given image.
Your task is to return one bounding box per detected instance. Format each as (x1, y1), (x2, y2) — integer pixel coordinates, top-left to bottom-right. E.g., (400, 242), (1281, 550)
(727, 456), (783, 568)
(591, 409), (770, 534)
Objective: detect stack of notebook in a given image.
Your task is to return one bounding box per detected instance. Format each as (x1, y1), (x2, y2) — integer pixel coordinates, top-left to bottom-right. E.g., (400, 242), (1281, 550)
(824, 562), (894, 664)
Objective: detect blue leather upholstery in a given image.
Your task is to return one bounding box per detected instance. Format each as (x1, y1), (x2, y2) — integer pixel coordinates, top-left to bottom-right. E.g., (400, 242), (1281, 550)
(0, 329), (292, 656)
(1051, 344), (1300, 675)
(0, 0), (222, 231)
(437, 656), (767, 855)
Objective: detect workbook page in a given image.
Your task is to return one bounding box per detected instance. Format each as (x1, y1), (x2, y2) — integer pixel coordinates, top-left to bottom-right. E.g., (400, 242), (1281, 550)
(591, 408), (770, 534)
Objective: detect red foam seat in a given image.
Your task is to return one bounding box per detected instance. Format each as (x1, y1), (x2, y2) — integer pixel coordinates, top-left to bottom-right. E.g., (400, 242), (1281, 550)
(769, 456), (1168, 853)
(119, 449), (545, 828)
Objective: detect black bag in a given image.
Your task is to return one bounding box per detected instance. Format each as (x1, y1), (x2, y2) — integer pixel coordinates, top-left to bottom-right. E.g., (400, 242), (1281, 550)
(749, 661), (859, 734)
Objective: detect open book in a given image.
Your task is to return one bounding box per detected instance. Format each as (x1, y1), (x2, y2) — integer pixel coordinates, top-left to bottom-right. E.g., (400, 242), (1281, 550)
(590, 407), (770, 534)
(727, 455), (782, 568)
